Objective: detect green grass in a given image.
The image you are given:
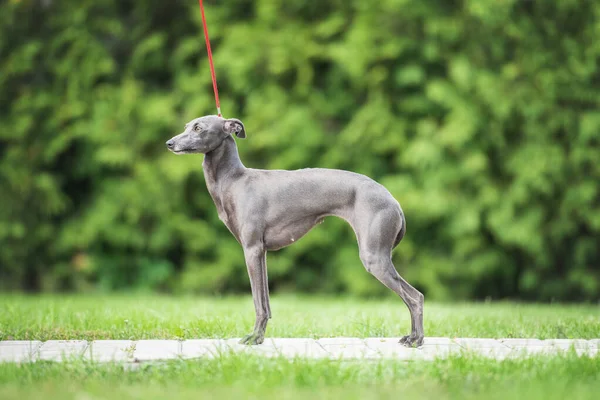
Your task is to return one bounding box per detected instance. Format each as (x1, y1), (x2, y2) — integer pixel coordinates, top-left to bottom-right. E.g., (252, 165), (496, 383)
(1, 294), (599, 400)
(1, 294), (599, 340)
(0, 353), (599, 400)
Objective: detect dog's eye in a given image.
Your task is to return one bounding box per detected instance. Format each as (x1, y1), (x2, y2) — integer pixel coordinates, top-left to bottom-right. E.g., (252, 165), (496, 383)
(193, 124), (201, 133)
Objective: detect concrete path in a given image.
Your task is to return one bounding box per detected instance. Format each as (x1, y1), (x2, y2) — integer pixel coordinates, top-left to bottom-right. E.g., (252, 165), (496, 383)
(1, 338), (598, 363)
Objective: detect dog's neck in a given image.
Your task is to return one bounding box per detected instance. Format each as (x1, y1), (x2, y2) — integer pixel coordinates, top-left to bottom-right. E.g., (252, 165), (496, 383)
(202, 135), (245, 191)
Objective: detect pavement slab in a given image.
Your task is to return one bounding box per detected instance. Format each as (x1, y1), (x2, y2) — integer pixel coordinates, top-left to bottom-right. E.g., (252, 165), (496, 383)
(270, 338), (330, 358)
(0, 341), (42, 362)
(133, 340), (181, 362)
(451, 338), (514, 359)
(453, 338), (511, 349)
(365, 337), (463, 360)
(38, 340), (88, 361)
(181, 339), (227, 359)
(84, 340), (136, 362)
(1, 338), (598, 363)
(317, 338), (379, 359)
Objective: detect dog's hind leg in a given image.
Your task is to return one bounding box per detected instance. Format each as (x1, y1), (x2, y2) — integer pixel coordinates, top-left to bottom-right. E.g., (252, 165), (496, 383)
(356, 209), (424, 347)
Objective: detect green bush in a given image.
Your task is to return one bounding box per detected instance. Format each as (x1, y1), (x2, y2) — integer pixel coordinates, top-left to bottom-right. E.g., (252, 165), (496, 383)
(1, 0), (599, 300)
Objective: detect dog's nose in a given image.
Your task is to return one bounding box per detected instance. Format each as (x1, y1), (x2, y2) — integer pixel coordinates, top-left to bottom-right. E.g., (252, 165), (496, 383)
(166, 139), (174, 149)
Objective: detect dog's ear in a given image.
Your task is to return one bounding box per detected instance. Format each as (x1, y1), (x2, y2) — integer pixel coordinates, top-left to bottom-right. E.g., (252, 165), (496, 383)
(223, 118), (246, 139)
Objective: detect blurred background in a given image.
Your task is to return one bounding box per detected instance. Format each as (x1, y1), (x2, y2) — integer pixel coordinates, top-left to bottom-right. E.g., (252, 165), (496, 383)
(0, 0), (598, 302)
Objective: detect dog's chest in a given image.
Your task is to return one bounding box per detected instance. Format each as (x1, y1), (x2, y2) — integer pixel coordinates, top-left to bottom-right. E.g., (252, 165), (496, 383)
(210, 189), (241, 241)
(217, 207), (233, 227)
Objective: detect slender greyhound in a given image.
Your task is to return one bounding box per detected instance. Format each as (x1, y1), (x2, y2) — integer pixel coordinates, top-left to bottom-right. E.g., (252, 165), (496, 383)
(166, 115), (424, 347)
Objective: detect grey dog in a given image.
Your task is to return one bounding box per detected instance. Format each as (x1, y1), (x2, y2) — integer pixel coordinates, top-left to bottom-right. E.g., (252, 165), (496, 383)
(166, 115), (424, 347)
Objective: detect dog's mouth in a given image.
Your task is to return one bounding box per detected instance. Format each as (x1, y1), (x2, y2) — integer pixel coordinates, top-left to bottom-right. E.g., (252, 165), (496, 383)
(171, 148), (197, 154)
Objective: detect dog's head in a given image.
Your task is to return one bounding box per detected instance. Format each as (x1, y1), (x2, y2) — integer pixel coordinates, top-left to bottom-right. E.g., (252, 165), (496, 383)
(166, 115), (245, 154)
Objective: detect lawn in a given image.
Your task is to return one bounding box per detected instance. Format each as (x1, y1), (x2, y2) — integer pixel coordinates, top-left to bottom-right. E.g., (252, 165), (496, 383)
(1, 294), (599, 400)
(0, 353), (599, 400)
(1, 294), (599, 340)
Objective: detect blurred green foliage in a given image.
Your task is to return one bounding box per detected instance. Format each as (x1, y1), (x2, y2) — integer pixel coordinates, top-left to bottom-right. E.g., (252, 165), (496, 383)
(1, 0), (599, 300)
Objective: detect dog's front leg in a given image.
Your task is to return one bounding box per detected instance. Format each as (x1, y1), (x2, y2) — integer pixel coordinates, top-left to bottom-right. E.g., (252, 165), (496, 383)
(239, 244), (271, 345)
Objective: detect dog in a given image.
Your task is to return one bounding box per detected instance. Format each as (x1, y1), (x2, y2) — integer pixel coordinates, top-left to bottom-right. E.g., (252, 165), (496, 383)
(166, 115), (424, 347)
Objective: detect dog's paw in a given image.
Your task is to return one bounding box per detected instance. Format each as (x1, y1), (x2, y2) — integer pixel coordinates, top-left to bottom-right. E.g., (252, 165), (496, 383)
(399, 335), (424, 348)
(239, 333), (264, 346)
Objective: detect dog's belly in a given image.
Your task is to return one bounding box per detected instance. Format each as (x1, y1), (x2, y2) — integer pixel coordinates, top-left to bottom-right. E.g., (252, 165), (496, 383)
(263, 214), (327, 251)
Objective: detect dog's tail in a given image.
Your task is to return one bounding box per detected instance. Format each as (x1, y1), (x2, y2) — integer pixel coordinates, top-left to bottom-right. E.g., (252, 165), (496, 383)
(392, 212), (406, 249)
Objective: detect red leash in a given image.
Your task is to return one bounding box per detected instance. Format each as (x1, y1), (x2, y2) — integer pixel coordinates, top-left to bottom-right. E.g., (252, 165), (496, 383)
(197, 0), (222, 117)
